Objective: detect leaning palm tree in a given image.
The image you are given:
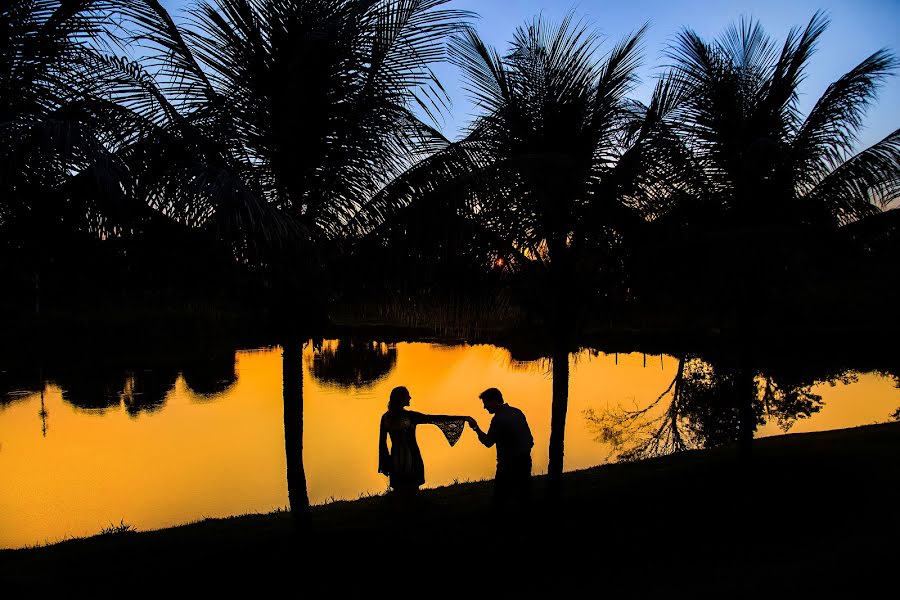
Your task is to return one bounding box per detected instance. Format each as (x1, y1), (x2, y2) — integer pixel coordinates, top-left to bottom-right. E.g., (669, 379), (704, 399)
(374, 13), (685, 499)
(658, 12), (900, 456)
(98, 0), (469, 527)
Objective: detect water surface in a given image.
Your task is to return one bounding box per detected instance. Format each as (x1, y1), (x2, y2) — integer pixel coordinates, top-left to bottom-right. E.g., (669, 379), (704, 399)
(1, 341), (897, 549)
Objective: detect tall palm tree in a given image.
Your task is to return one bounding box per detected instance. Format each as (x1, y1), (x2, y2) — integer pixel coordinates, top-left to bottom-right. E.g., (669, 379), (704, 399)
(97, 0), (469, 524)
(101, 0), (469, 297)
(378, 13), (684, 499)
(658, 12), (900, 456)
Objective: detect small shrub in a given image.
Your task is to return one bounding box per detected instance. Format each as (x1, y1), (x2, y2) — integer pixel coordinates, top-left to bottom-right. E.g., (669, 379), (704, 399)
(99, 519), (136, 535)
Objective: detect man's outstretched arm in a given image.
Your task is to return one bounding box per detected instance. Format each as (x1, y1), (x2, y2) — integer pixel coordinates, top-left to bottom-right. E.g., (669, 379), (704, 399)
(467, 417), (495, 447)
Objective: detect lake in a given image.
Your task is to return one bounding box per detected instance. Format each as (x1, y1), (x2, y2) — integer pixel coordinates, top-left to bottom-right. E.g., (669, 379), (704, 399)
(2, 339), (898, 549)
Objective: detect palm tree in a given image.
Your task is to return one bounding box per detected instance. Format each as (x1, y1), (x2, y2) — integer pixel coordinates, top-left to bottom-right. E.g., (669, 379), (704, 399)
(666, 11), (899, 230)
(96, 0), (469, 525)
(0, 0), (149, 312)
(100, 1), (470, 301)
(378, 13), (685, 499)
(657, 12), (900, 456)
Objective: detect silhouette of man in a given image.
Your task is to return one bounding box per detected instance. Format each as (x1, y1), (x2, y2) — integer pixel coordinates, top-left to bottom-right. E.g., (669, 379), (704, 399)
(468, 387), (534, 513)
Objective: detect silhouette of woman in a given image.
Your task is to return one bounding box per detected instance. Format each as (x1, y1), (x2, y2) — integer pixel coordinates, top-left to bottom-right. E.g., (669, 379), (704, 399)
(378, 386), (470, 501)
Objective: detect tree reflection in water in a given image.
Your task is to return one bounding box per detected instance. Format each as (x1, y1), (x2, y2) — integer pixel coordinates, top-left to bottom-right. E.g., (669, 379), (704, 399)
(53, 367), (129, 412)
(0, 368), (43, 407)
(121, 369), (179, 416)
(182, 354), (238, 399)
(887, 370), (900, 422)
(307, 339), (397, 390)
(51, 367), (180, 416)
(584, 355), (859, 461)
(3, 349), (240, 420)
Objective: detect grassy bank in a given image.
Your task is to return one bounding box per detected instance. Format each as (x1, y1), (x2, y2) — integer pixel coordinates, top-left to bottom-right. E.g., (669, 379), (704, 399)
(2, 421), (898, 597)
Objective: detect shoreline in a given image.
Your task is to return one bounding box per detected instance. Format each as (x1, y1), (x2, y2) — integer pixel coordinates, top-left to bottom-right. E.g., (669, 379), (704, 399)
(2, 421), (898, 595)
(4, 306), (900, 360)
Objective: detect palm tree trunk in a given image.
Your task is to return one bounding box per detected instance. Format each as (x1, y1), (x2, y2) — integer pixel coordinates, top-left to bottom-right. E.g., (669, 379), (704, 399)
(737, 365), (755, 463)
(736, 289), (755, 464)
(33, 271), (40, 315)
(283, 340), (311, 532)
(547, 341), (569, 501)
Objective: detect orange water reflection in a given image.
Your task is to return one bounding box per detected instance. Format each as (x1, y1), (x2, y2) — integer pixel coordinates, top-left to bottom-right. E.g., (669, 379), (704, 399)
(1, 342), (897, 549)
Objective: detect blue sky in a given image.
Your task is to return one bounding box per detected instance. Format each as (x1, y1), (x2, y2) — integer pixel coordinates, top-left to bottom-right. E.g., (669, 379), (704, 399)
(160, 0), (899, 154)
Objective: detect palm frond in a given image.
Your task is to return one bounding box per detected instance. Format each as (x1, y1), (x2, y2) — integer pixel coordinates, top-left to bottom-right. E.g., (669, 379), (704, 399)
(766, 10), (828, 122)
(718, 15), (778, 74)
(593, 23), (647, 124)
(111, 0), (217, 111)
(806, 128), (900, 224)
(793, 49), (898, 188)
(449, 25), (510, 120)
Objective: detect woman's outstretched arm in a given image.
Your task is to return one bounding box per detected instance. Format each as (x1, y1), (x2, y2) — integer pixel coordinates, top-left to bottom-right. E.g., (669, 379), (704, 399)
(414, 412), (470, 424)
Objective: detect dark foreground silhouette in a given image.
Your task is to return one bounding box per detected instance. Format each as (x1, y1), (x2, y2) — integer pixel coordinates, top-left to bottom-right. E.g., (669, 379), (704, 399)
(1, 422), (898, 598)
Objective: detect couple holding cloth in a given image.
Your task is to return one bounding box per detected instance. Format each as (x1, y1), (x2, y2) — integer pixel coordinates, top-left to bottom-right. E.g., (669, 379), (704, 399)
(378, 385), (534, 511)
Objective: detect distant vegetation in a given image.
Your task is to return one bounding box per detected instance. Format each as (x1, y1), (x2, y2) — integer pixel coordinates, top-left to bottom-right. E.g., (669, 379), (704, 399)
(1, 1), (897, 339)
